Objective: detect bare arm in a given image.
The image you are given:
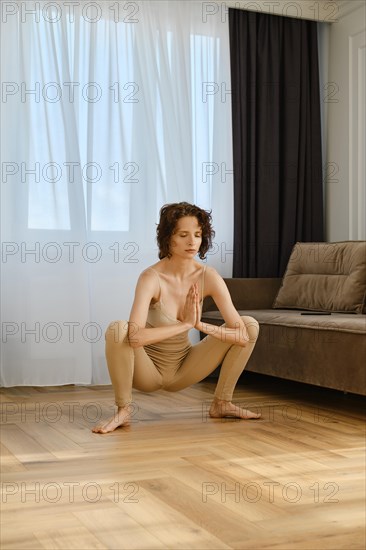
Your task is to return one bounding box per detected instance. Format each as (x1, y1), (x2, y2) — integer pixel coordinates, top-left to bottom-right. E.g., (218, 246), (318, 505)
(128, 270), (197, 348)
(195, 268), (251, 347)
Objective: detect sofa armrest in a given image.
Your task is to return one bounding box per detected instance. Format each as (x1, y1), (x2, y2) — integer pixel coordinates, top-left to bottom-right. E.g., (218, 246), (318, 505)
(202, 278), (282, 312)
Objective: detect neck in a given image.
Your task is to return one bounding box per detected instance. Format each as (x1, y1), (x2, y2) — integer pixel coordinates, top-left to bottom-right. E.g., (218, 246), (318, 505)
(161, 256), (198, 278)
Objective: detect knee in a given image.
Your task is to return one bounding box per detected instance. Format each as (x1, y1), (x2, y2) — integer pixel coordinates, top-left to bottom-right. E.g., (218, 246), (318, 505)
(105, 320), (129, 345)
(240, 315), (260, 343)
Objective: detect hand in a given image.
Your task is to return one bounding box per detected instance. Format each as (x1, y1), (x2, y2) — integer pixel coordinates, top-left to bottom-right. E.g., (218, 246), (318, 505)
(194, 289), (202, 330)
(179, 283), (199, 327)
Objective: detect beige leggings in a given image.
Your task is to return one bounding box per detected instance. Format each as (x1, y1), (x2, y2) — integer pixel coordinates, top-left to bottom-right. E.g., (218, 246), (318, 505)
(105, 316), (259, 407)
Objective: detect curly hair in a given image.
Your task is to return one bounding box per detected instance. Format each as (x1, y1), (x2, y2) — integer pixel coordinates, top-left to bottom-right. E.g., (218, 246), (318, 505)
(156, 202), (215, 260)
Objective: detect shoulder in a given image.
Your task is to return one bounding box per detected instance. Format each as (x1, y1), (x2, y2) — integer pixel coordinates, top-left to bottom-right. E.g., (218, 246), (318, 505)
(136, 266), (159, 289)
(203, 265), (228, 295)
(204, 265), (222, 280)
(140, 259), (166, 275)
(133, 267), (160, 301)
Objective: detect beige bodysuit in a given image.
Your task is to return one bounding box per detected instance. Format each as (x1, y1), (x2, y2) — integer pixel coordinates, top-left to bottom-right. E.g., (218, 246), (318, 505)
(105, 265), (259, 407)
(143, 266), (206, 371)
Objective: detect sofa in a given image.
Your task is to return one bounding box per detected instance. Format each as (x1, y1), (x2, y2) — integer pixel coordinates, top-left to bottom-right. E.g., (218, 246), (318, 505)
(201, 241), (366, 396)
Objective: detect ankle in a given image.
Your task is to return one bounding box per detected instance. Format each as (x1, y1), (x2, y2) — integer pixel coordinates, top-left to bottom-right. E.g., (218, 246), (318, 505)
(212, 398), (230, 406)
(117, 403), (131, 410)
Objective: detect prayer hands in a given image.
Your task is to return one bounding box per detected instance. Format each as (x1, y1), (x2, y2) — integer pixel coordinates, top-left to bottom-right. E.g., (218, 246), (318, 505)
(180, 283), (201, 328)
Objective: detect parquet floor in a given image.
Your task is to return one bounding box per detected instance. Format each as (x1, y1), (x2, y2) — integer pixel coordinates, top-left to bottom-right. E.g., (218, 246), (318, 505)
(0, 374), (365, 549)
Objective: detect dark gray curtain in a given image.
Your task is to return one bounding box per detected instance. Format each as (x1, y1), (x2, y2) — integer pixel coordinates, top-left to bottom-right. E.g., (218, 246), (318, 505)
(229, 8), (324, 277)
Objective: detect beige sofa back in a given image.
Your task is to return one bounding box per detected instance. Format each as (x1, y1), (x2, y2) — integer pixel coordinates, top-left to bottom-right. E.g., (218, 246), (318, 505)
(273, 241), (366, 313)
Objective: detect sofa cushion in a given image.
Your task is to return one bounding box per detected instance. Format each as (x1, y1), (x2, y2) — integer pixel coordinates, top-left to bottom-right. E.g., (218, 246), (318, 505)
(202, 309), (366, 335)
(272, 241), (366, 313)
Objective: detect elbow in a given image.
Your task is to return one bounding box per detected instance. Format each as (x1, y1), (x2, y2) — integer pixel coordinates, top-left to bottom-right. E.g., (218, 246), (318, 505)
(239, 328), (250, 347)
(127, 324), (143, 348)
(128, 339), (140, 349)
(128, 334), (143, 349)
(232, 334), (248, 347)
(239, 318), (260, 347)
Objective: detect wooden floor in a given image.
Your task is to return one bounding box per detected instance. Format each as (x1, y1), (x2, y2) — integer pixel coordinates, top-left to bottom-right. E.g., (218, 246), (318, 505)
(1, 374), (365, 549)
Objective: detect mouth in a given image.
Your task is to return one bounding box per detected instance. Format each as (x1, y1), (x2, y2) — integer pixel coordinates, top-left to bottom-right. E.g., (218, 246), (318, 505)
(186, 250), (196, 253)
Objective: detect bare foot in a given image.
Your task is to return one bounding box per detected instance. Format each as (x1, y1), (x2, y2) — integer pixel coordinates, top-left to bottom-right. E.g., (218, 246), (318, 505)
(92, 405), (132, 433)
(209, 399), (261, 420)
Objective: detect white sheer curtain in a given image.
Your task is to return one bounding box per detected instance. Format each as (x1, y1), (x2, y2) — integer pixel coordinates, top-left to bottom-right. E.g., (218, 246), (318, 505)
(0, 0), (234, 386)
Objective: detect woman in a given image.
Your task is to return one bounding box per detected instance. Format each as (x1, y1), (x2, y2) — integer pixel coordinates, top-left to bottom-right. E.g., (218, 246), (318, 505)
(93, 202), (260, 433)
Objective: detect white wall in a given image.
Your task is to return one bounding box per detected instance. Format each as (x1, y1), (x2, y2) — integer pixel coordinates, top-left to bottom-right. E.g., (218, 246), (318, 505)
(326, 1), (366, 240)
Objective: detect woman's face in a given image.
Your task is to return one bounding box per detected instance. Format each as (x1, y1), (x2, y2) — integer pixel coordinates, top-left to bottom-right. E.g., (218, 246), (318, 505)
(169, 216), (202, 259)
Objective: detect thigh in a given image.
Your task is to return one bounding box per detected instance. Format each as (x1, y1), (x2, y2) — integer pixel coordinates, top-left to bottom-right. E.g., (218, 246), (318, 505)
(164, 315), (259, 392)
(132, 346), (164, 392)
(164, 334), (232, 392)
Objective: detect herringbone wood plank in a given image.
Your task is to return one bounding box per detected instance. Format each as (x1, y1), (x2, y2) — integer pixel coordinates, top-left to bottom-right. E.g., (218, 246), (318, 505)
(1, 375), (365, 549)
